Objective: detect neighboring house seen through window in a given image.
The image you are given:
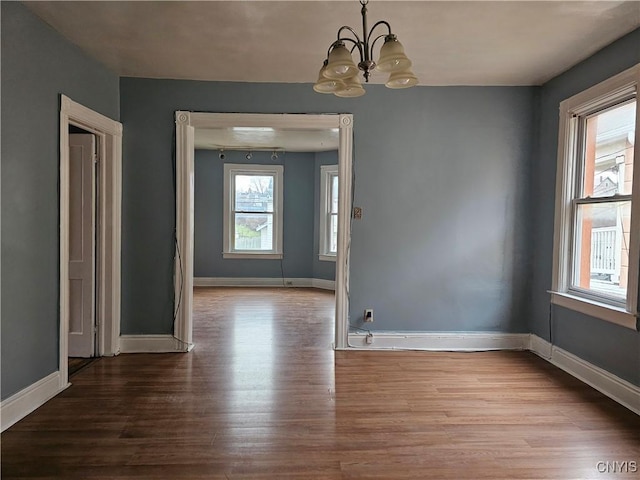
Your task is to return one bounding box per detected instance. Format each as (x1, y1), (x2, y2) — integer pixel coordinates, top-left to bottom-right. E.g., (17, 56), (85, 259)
(551, 65), (639, 329)
(319, 165), (338, 261)
(223, 164), (283, 259)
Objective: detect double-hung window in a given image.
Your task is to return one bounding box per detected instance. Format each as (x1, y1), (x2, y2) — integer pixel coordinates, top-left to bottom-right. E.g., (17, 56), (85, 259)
(319, 165), (338, 261)
(552, 65), (639, 329)
(223, 164), (284, 259)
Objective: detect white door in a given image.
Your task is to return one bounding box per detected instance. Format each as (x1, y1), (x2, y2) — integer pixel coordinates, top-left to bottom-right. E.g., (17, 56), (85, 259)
(68, 134), (96, 358)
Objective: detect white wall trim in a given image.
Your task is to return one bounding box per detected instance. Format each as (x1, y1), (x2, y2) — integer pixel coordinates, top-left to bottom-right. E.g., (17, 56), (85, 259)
(175, 112), (351, 350)
(551, 65), (640, 317)
(222, 163), (284, 257)
(311, 278), (336, 290)
(347, 332), (530, 351)
(60, 95), (122, 389)
(529, 334), (640, 415)
(174, 113), (195, 351)
(119, 335), (188, 353)
(1, 372), (67, 432)
(194, 277), (335, 290)
(528, 333), (553, 359)
(550, 292), (636, 330)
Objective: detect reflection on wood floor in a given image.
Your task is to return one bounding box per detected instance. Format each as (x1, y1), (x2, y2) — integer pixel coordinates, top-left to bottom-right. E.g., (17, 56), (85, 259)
(68, 357), (99, 377)
(2, 287), (639, 479)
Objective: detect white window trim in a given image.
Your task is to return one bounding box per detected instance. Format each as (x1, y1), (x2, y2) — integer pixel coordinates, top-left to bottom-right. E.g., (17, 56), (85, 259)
(319, 164), (338, 262)
(222, 163), (284, 259)
(551, 64), (640, 331)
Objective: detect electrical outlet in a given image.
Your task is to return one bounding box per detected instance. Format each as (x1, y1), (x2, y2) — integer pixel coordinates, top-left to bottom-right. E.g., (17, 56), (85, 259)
(364, 308), (374, 322)
(353, 207), (363, 219)
(365, 333), (374, 344)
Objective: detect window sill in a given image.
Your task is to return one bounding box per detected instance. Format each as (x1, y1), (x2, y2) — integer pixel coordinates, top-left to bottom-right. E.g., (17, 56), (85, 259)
(549, 291), (637, 331)
(223, 252), (283, 260)
(318, 254), (337, 262)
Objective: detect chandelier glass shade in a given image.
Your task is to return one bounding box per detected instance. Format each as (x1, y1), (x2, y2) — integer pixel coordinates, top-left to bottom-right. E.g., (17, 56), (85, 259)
(334, 74), (366, 98)
(313, 62), (346, 93)
(385, 67), (418, 89)
(314, 0), (418, 97)
(324, 44), (360, 79)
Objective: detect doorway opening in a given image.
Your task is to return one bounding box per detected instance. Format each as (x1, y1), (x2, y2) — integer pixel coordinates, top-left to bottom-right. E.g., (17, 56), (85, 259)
(174, 113), (353, 351)
(59, 95), (122, 388)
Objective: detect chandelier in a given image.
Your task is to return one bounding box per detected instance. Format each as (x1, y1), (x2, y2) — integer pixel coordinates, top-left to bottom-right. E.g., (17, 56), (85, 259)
(314, 0), (418, 97)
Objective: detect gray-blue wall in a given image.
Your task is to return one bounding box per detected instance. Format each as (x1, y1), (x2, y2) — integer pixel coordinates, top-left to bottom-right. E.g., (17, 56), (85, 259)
(1, 2), (120, 399)
(313, 151), (338, 281)
(120, 78), (535, 335)
(529, 28), (640, 385)
(194, 150), (315, 279)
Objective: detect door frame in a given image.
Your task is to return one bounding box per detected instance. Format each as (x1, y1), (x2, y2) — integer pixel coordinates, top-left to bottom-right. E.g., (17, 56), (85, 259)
(59, 95), (122, 387)
(174, 112), (353, 350)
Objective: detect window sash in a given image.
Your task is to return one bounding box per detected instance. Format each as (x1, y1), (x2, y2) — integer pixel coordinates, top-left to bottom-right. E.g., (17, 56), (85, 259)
(327, 212), (338, 254)
(327, 173), (338, 253)
(567, 99), (635, 304)
(320, 165), (338, 259)
(568, 199), (631, 306)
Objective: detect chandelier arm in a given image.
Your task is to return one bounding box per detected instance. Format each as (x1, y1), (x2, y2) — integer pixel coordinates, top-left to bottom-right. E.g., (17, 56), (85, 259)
(336, 26), (363, 45)
(366, 20), (392, 46)
(368, 34), (388, 58)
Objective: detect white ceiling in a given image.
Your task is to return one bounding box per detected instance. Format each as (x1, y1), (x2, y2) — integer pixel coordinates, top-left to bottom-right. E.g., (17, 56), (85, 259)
(24, 1), (640, 151)
(24, 1), (640, 87)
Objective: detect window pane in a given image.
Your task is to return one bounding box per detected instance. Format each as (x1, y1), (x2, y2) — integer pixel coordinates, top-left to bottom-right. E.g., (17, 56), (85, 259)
(582, 100), (636, 198)
(330, 174), (339, 214)
(330, 213), (338, 253)
(235, 175), (274, 212)
(234, 213), (273, 250)
(572, 201), (631, 300)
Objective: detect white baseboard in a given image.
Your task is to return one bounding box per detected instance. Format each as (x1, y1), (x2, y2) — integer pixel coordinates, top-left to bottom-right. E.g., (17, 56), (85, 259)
(194, 277), (335, 290)
(529, 334), (639, 416)
(1, 371), (67, 432)
(347, 332), (529, 351)
(311, 278), (336, 290)
(119, 335), (188, 353)
(528, 333), (553, 358)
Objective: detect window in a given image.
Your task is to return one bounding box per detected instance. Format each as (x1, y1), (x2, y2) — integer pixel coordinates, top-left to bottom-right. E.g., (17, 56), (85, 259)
(552, 65), (639, 329)
(223, 164), (283, 259)
(319, 165), (338, 261)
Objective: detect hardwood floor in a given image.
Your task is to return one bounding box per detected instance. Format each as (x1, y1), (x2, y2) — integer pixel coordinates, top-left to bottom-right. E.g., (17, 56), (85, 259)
(2, 287), (639, 479)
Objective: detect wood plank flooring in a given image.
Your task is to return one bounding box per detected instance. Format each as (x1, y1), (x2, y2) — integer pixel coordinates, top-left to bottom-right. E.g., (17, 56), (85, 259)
(2, 287), (639, 479)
